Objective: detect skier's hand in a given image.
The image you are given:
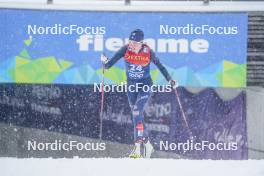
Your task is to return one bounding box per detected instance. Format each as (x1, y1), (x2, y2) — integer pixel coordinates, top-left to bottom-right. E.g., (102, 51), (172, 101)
(101, 54), (109, 64)
(169, 79), (178, 89)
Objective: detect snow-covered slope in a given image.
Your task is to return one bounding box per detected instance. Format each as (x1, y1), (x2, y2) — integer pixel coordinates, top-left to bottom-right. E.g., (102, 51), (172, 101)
(0, 158), (263, 176)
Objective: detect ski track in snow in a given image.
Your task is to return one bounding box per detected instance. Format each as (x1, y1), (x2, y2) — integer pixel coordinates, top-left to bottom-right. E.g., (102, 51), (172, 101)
(0, 158), (264, 176)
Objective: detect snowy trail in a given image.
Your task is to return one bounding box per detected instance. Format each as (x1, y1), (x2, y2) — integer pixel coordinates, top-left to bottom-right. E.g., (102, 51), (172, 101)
(0, 158), (264, 176)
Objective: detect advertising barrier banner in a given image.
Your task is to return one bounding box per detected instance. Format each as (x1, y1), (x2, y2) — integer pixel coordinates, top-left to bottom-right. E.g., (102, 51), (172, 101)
(0, 84), (247, 159)
(0, 9), (248, 87)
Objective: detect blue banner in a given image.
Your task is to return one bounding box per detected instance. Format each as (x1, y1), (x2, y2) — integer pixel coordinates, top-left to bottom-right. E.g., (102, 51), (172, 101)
(0, 9), (248, 87)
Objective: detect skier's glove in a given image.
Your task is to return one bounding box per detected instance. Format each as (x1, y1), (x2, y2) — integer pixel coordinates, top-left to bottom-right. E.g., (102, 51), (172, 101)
(169, 79), (178, 89)
(101, 54), (109, 64)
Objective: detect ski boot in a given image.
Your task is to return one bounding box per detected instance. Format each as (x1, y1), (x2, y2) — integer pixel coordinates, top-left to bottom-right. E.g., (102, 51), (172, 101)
(143, 139), (154, 158)
(129, 142), (142, 158)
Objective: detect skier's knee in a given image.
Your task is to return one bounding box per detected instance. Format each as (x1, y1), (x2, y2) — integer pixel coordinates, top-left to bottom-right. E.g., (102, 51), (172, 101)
(132, 106), (140, 116)
(132, 109), (140, 116)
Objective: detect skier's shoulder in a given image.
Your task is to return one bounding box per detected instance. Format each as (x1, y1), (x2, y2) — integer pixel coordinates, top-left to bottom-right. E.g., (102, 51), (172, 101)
(122, 44), (130, 52)
(116, 44), (128, 55)
(141, 43), (151, 54)
(141, 44), (156, 59)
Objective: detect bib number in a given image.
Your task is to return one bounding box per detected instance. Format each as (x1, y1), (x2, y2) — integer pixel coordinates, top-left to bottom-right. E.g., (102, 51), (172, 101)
(128, 64), (144, 79)
(130, 65), (142, 72)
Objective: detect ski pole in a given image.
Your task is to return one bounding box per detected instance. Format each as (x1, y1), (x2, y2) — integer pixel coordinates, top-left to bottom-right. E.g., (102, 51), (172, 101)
(99, 63), (105, 140)
(174, 87), (194, 140)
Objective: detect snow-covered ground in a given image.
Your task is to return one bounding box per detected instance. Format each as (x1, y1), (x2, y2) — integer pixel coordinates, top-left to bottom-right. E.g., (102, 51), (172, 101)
(0, 158), (264, 176)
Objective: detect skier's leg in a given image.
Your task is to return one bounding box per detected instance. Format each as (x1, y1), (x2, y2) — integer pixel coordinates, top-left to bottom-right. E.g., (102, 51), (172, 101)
(128, 90), (151, 158)
(126, 89), (138, 141)
(133, 88), (154, 158)
(127, 89), (143, 158)
(133, 88), (152, 142)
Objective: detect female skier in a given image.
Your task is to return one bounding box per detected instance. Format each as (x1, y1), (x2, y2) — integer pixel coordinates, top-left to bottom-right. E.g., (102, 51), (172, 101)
(101, 29), (177, 158)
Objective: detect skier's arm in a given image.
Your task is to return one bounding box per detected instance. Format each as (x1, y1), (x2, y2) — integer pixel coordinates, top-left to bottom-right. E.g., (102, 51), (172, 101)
(150, 49), (172, 82)
(104, 45), (127, 69)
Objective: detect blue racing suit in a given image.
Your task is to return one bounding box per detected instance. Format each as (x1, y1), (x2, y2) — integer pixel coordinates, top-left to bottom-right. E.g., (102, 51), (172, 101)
(105, 44), (172, 142)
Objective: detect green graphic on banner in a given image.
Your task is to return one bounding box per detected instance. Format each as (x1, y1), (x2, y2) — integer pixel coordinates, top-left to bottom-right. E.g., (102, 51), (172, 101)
(0, 38), (72, 84)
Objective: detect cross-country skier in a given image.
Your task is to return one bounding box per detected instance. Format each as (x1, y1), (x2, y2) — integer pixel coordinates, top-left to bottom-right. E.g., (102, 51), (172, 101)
(101, 29), (177, 158)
